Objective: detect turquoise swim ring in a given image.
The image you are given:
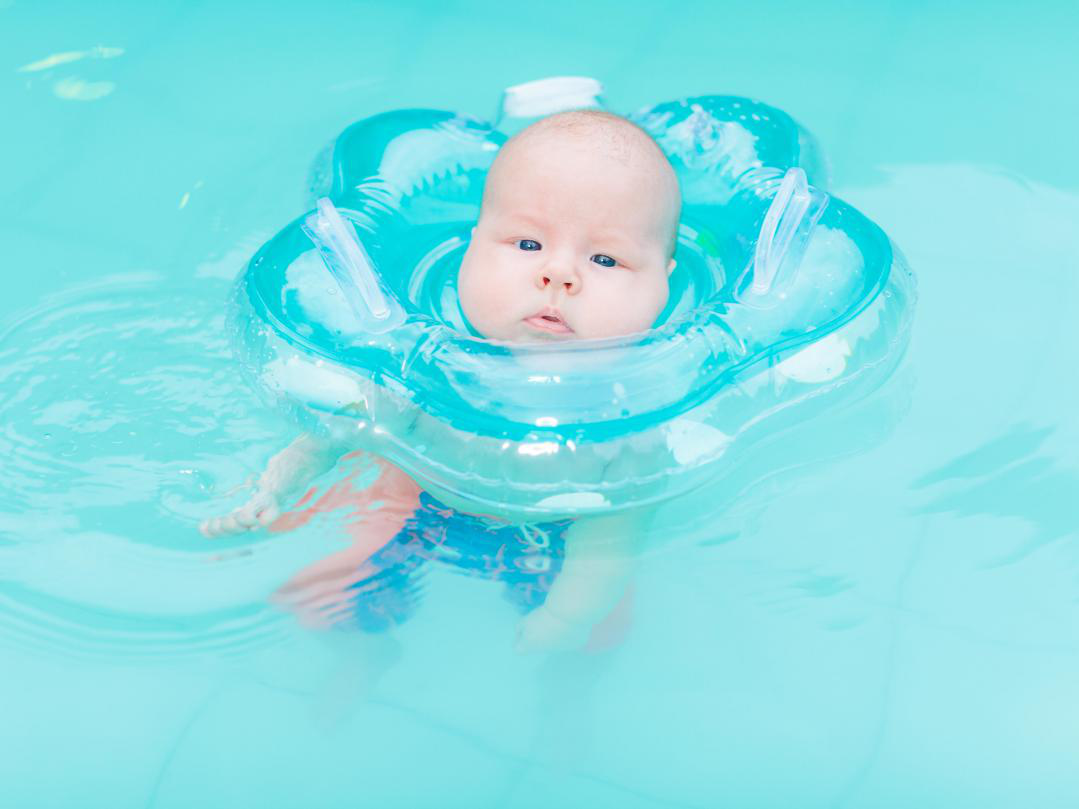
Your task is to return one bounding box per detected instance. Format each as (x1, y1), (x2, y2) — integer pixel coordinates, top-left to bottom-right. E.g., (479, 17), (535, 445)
(235, 83), (915, 519)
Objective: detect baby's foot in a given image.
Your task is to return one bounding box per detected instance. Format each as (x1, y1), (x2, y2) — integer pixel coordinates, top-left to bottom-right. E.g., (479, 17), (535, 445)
(200, 490), (281, 537)
(515, 606), (593, 654)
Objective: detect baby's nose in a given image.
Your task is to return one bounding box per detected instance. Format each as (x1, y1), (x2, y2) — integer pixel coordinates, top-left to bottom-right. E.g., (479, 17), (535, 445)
(535, 259), (580, 294)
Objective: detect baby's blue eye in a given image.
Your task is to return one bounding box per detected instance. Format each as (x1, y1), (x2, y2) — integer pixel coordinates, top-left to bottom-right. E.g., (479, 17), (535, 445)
(591, 254), (617, 268)
(517, 239), (541, 251)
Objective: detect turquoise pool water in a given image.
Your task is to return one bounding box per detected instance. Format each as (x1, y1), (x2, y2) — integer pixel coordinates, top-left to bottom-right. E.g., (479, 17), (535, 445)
(2, 2), (1078, 807)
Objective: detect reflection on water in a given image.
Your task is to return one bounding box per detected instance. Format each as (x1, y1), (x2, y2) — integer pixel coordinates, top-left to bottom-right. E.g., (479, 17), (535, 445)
(913, 422), (1078, 564)
(912, 422), (1054, 488)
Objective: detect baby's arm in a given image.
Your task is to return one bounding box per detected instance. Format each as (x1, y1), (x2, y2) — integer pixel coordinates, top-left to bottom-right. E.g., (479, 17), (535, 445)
(200, 432), (354, 537)
(515, 508), (648, 653)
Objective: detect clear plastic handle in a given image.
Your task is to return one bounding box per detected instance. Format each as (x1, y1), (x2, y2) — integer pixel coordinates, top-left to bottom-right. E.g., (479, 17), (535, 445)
(749, 167), (829, 298)
(302, 197), (400, 333)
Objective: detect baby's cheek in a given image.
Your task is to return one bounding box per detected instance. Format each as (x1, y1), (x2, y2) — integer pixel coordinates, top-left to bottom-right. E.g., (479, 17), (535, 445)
(594, 278), (668, 336)
(459, 263), (515, 336)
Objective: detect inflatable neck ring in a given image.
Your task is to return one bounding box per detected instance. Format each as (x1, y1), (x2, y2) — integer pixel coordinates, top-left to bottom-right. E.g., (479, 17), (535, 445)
(236, 78), (915, 519)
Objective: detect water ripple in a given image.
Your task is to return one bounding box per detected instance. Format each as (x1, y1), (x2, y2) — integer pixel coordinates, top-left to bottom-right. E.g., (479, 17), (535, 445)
(0, 273), (301, 659)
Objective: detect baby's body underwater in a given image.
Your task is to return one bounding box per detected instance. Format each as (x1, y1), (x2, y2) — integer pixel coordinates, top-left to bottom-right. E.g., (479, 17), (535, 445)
(206, 84), (916, 648)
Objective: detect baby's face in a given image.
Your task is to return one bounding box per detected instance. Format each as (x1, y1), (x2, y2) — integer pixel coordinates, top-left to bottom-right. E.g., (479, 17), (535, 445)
(458, 117), (680, 342)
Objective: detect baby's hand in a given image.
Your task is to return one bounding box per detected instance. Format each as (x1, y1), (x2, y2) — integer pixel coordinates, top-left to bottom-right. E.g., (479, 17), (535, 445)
(515, 605), (593, 654)
(200, 489), (282, 538)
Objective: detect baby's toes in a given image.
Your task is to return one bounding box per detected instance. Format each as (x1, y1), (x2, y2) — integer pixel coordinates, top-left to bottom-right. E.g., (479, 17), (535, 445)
(254, 503), (281, 527)
(200, 513), (250, 537)
(200, 517), (227, 538)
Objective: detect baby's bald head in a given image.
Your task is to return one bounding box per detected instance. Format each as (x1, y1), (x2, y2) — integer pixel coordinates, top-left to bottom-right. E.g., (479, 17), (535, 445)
(486, 110), (682, 256)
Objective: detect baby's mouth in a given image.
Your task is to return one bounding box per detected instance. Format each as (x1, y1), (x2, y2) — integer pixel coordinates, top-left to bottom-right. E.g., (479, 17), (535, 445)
(523, 307), (574, 335)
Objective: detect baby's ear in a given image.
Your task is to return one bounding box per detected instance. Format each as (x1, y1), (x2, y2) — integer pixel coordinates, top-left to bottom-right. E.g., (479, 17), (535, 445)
(666, 258), (677, 276)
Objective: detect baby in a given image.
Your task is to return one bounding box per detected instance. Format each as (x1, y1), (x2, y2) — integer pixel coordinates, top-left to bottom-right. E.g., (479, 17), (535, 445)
(203, 110), (682, 650)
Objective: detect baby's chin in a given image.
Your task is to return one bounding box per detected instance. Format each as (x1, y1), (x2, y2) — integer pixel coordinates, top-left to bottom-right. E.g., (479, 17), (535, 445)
(489, 323), (580, 344)
(490, 320), (657, 344)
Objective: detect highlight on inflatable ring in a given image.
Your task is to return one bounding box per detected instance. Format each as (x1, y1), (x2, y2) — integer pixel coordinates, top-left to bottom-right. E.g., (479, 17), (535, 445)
(233, 77), (915, 519)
